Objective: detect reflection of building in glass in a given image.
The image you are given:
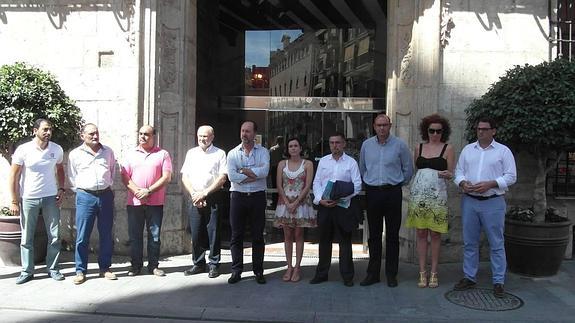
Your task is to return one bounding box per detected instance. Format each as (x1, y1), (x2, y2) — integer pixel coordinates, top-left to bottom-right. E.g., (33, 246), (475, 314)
(270, 28), (384, 99)
(245, 65), (269, 96)
(269, 34), (315, 97)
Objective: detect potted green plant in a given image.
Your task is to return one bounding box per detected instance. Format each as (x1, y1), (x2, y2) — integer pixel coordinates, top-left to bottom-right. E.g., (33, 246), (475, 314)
(465, 58), (575, 277)
(0, 62), (83, 266)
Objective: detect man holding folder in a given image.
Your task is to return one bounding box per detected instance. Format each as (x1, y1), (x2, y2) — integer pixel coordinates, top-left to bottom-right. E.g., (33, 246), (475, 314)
(309, 133), (362, 287)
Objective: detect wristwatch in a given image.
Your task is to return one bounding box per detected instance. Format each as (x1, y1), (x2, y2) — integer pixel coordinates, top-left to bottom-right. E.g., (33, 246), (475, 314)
(239, 168), (244, 174)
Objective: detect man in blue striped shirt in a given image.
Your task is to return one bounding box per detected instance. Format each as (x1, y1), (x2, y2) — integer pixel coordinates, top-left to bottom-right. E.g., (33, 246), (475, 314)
(226, 120), (270, 285)
(359, 113), (413, 287)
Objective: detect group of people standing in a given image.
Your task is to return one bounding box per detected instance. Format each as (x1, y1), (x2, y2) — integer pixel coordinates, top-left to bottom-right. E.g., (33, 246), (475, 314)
(269, 112), (516, 299)
(8, 120), (173, 285)
(7, 113), (516, 299)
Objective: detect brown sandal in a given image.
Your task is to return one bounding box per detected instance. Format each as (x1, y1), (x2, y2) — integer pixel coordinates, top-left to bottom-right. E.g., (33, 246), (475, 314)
(290, 267), (301, 282)
(283, 267), (293, 282)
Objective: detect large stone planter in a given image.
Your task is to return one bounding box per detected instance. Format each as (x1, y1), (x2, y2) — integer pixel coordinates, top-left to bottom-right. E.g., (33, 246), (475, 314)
(0, 215), (47, 267)
(504, 218), (572, 277)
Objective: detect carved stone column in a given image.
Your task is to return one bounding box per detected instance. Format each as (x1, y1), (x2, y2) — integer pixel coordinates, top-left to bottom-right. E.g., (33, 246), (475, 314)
(387, 0), (442, 263)
(139, 0), (197, 254)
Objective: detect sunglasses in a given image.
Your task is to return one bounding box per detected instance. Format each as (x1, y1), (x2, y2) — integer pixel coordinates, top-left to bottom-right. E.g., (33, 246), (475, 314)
(428, 128), (443, 134)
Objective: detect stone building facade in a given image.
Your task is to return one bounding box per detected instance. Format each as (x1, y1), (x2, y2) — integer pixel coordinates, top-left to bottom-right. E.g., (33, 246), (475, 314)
(0, 0), (572, 261)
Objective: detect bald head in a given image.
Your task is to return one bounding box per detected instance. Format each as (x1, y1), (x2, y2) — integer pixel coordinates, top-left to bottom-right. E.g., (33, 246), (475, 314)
(138, 125), (156, 150)
(197, 125), (215, 150)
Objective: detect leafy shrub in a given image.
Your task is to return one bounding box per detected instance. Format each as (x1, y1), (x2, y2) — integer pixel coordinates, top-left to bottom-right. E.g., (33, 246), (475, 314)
(465, 59), (575, 222)
(0, 62), (83, 161)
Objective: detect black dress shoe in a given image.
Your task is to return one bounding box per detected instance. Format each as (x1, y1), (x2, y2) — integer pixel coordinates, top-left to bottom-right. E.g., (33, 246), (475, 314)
(309, 276), (328, 284)
(360, 275), (380, 286)
(454, 278), (477, 291)
(343, 280), (354, 287)
(387, 276), (398, 287)
(228, 272), (242, 284)
(184, 265), (206, 276)
(255, 273), (266, 284)
(208, 266), (220, 278)
(127, 267), (142, 277)
(493, 283), (505, 298)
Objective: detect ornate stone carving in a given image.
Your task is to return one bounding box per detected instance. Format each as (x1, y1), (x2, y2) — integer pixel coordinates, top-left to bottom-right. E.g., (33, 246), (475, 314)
(160, 24), (180, 94)
(440, 2), (455, 48)
(160, 111), (179, 174)
(119, 0), (136, 53)
(399, 30), (414, 86)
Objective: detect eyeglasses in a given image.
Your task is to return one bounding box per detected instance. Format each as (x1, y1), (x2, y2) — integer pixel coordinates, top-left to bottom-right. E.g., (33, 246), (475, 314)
(476, 127), (492, 132)
(138, 132), (154, 136)
(428, 128), (443, 134)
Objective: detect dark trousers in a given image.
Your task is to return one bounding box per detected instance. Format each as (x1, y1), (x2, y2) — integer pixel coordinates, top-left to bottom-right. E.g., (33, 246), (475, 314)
(366, 186), (402, 278)
(229, 191), (266, 275)
(189, 192), (221, 268)
(315, 205), (354, 282)
(127, 205), (164, 270)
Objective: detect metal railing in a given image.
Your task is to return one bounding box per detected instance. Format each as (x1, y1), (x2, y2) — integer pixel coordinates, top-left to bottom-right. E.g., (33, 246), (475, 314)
(548, 0), (575, 197)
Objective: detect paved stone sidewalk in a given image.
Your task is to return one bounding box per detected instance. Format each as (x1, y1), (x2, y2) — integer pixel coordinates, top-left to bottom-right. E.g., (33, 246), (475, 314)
(0, 250), (574, 322)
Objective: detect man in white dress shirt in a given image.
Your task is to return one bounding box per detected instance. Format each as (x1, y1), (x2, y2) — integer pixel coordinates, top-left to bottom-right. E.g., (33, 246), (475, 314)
(309, 132), (362, 287)
(68, 123), (117, 284)
(453, 117), (517, 298)
(181, 125), (227, 278)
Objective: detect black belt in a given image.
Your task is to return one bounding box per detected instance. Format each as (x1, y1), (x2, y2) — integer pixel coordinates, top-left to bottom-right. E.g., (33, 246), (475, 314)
(465, 193), (501, 201)
(79, 187), (111, 195)
(365, 184), (401, 190)
(232, 191), (265, 197)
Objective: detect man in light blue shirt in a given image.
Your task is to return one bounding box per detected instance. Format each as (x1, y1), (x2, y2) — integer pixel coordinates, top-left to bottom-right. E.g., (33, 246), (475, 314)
(359, 113), (413, 287)
(226, 120), (270, 285)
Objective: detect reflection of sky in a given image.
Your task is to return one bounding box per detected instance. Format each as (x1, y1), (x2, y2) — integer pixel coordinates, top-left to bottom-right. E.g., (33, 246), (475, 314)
(245, 30), (303, 67)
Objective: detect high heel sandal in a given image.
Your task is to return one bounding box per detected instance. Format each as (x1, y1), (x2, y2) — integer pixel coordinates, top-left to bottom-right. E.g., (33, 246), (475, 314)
(283, 267), (293, 282)
(290, 267), (301, 282)
(428, 272), (438, 288)
(418, 271), (427, 288)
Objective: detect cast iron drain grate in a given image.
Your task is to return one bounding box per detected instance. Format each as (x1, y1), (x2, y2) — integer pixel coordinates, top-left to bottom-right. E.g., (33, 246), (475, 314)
(445, 288), (524, 311)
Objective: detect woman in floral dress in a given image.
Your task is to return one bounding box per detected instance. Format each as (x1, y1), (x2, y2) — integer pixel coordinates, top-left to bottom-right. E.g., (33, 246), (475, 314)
(406, 114), (454, 288)
(274, 137), (316, 282)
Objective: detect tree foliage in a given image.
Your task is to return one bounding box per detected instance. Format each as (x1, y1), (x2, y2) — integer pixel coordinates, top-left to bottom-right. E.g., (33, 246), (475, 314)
(465, 59), (575, 152)
(0, 62), (83, 161)
(464, 58), (575, 222)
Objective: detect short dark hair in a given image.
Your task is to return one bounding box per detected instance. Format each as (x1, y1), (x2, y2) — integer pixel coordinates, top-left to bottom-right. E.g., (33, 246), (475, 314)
(329, 132), (346, 141)
(374, 113), (390, 124)
(33, 118), (51, 129)
(477, 117), (497, 129)
(242, 120), (258, 132)
(419, 114), (451, 142)
(284, 137), (303, 157)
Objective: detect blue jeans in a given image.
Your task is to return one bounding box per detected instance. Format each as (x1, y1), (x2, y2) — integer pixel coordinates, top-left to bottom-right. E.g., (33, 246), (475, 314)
(75, 189), (114, 273)
(462, 195), (507, 284)
(127, 205), (164, 270)
(20, 196), (61, 275)
(189, 193), (221, 267)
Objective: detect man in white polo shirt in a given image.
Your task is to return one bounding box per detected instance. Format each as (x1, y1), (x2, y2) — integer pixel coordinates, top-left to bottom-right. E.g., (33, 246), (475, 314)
(181, 125), (227, 278)
(8, 118), (66, 284)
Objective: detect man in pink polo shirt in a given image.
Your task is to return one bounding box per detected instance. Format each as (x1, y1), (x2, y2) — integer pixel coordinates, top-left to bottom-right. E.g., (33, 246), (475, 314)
(121, 125), (172, 277)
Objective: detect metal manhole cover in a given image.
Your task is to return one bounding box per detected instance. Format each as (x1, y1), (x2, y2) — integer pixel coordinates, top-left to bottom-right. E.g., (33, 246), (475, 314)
(445, 288), (524, 311)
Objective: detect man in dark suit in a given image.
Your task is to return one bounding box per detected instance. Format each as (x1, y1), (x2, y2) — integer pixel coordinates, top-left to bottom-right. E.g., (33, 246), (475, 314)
(309, 133), (362, 287)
